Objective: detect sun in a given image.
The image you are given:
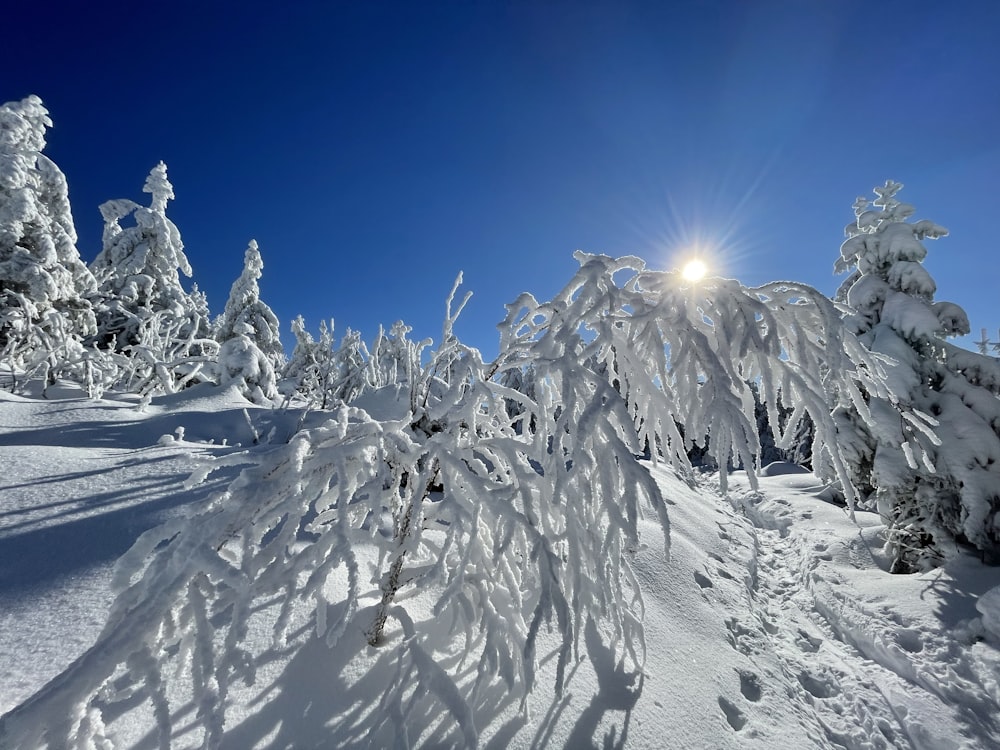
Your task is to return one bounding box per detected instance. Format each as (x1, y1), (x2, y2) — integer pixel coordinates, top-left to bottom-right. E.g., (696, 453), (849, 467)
(681, 258), (708, 282)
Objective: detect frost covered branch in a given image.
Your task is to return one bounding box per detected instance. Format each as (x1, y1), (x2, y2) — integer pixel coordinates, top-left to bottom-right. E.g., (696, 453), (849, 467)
(1, 253), (886, 748)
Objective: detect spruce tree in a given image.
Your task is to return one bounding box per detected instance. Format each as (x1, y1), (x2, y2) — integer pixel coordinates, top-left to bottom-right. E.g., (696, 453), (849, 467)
(0, 95), (96, 383)
(90, 163), (213, 392)
(279, 315), (335, 407)
(834, 181), (1000, 569)
(215, 240), (283, 369)
(90, 162), (200, 349)
(215, 240), (282, 402)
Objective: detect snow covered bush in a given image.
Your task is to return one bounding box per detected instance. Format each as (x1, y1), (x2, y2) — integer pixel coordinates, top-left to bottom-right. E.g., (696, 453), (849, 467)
(367, 319), (424, 389)
(279, 316), (358, 408)
(216, 334), (277, 404)
(279, 314), (333, 405)
(0, 95), (96, 388)
(280, 316), (425, 410)
(834, 180), (1000, 570)
(214, 240), (283, 403)
(89, 162), (216, 392)
(0, 254), (885, 748)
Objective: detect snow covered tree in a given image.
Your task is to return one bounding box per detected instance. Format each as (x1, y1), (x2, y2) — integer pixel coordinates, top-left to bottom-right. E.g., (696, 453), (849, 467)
(834, 180), (1000, 570)
(215, 240), (283, 368)
(90, 163), (198, 345)
(0, 253), (887, 748)
(216, 335), (277, 404)
(214, 240), (283, 403)
(279, 317), (415, 409)
(367, 320), (424, 389)
(975, 328), (1000, 356)
(0, 95), (96, 386)
(279, 315), (338, 407)
(90, 162), (215, 392)
(749, 382), (813, 468)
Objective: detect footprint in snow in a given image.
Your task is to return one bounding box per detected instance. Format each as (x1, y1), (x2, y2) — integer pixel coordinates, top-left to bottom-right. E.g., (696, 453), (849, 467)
(894, 628), (923, 653)
(694, 571), (714, 589)
(715, 567), (736, 581)
(738, 669), (763, 702)
(796, 629), (822, 653)
(718, 696), (747, 731)
(797, 670), (840, 699)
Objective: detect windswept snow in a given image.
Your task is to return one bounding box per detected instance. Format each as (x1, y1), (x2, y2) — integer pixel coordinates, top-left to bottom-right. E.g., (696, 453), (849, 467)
(1, 387), (999, 747)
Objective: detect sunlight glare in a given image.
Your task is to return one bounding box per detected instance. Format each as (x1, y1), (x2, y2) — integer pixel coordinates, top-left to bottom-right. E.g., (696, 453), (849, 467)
(681, 258), (708, 282)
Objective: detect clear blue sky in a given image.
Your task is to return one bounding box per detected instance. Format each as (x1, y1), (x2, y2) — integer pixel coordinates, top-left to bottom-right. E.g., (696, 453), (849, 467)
(7, 0), (1000, 356)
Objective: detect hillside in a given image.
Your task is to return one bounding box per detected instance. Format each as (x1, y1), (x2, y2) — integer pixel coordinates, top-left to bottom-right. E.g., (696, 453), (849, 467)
(2, 384), (998, 748)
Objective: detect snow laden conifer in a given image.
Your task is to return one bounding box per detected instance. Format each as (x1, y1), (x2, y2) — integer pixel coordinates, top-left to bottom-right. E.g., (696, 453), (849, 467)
(90, 163), (216, 393)
(279, 316), (339, 407)
(279, 317), (413, 409)
(215, 240), (283, 403)
(0, 254), (887, 749)
(0, 95), (96, 386)
(834, 180), (1000, 570)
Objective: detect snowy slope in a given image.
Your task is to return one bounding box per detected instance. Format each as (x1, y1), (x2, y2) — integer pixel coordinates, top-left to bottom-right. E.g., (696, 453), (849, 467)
(1, 387), (999, 748)
(0, 384), (296, 715)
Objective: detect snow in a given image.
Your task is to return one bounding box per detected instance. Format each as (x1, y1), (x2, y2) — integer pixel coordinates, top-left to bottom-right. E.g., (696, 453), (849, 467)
(979, 587), (1000, 642)
(2, 387), (998, 747)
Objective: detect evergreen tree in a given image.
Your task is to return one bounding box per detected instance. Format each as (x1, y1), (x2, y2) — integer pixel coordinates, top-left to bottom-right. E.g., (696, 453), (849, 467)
(834, 181), (1000, 570)
(90, 163), (214, 393)
(90, 162), (200, 349)
(278, 317), (394, 409)
(279, 315), (336, 407)
(975, 328), (1000, 356)
(215, 240), (282, 402)
(749, 382), (813, 469)
(0, 95), (96, 384)
(367, 320), (423, 389)
(215, 240), (283, 369)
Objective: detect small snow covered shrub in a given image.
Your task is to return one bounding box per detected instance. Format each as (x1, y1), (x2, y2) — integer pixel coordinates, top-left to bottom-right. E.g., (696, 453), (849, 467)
(834, 181), (1000, 570)
(279, 316), (427, 410)
(0, 255), (883, 748)
(216, 332), (277, 404)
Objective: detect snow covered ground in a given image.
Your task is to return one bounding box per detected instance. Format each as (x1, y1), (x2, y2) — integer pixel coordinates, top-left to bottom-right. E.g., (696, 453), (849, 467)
(2, 384), (999, 748)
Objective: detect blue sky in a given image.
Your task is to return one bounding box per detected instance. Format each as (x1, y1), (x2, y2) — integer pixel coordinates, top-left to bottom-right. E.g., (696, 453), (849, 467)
(7, 0), (1000, 356)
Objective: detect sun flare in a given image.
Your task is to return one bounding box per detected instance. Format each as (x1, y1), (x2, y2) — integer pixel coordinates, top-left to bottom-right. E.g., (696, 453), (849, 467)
(681, 258), (708, 282)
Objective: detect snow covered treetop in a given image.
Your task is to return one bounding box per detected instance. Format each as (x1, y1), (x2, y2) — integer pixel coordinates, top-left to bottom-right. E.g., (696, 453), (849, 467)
(836, 182), (948, 286)
(836, 181), (969, 344)
(0, 95), (51, 155)
(242, 239), (264, 278)
(142, 161), (174, 214)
